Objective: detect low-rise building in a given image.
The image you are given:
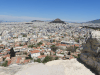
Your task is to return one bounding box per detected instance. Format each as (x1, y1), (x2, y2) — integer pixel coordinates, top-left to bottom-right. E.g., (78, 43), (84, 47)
(30, 50), (40, 58)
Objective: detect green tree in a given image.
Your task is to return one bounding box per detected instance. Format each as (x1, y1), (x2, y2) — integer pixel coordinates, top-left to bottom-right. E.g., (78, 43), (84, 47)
(2, 61), (8, 67)
(9, 47), (15, 59)
(34, 58), (41, 63)
(26, 55), (33, 60)
(55, 57), (59, 60)
(19, 44), (23, 46)
(37, 42), (43, 46)
(53, 40), (55, 42)
(28, 44), (36, 48)
(68, 51), (71, 55)
(50, 45), (58, 52)
(43, 56), (52, 63)
(23, 35), (27, 37)
(24, 52), (27, 55)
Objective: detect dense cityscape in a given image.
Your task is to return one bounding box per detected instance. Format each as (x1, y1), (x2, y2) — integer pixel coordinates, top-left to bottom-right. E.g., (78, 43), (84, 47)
(0, 18), (100, 75)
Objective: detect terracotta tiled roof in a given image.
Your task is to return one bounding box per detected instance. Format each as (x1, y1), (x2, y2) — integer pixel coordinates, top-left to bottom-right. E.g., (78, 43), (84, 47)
(56, 44), (66, 46)
(38, 55), (46, 58)
(7, 60), (11, 66)
(41, 48), (44, 49)
(0, 44), (4, 47)
(40, 38), (43, 39)
(8, 49), (10, 51)
(57, 51), (61, 54)
(51, 51), (55, 54)
(74, 44), (80, 47)
(30, 39), (34, 41)
(16, 57), (22, 64)
(69, 56), (74, 60)
(41, 44), (45, 46)
(3, 54), (10, 58)
(23, 59), (30, 63)
(30, 50), (40, 54)
(0, 53), (2, 55)
(6, 59), (11, 61)
(46, 42), (51, 45)
(66, 45), (71, 47)
(15, 45), (19, 47)
(22, 45), (27, 48)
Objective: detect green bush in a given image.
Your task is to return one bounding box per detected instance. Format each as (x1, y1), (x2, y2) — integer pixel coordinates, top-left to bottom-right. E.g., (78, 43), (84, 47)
(37, 42), (43, 47)
(42, 56), (53, 63)
(55, 57), (59, 60)
(2, 61), (8, 67)
(23, 35), (27, 37)
(50, 45), (58, 52)
(60, 53), (64, 54)
(34, 58), (41, 63)
(3, 58), (6, 61)
(24, 52), (27, 55)
(53, 40), (55, 42)
(41, 53), (44, 55)
(28, 44), (36, 48)
(26, 55), (33, 60)
(68, 51), (71, 55)
(78, 54), (80, 58)
(19, 44), (23, 46)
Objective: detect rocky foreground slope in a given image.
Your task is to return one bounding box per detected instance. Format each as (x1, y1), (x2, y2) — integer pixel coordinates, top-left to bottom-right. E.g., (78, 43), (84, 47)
(0, 59), (95, 75)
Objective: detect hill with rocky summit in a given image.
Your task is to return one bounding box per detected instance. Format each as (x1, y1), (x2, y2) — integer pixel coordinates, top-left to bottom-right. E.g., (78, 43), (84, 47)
(50, 18), (66, 24)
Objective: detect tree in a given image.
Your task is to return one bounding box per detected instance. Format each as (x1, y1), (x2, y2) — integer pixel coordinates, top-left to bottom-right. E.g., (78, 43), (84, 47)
(53, 40), (55, 42)
(43, 56), (52, 63)
(9, 47), (15, 59)
(23, 34), (27, 37)
(66, 46), (75, 52)
(2, 61), (8, 67)
(25, 55), (33, 60)
(37, 42), (43, 47)
(28, 44), (36, 48)
(19, 44), (23, 46)
(50, 45), (58, 52)
(24, 52), (27, 55)
(68, 51), (71, 55)
(34, 58), (41, 63)
(55, 57), (59, 60)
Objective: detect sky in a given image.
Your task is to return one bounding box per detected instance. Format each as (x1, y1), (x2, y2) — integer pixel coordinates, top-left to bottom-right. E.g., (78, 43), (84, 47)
(0, 0), (100, 22)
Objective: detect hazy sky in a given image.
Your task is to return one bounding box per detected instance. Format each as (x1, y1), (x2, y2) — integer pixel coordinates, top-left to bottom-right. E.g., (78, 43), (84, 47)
(0, 0), (100, 22)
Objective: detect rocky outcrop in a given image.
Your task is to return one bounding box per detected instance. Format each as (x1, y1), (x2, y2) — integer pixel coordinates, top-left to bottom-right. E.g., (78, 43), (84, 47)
(80, 53), (100, 75)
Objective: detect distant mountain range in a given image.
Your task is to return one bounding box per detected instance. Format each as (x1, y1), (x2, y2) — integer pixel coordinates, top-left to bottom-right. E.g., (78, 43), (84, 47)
(1, 19), (100, 23)
(31, 20), (44, 22)
(87, 19), (100, 23)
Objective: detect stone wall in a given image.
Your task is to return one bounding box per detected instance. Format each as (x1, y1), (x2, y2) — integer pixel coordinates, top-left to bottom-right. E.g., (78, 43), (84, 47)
(80, 53), (100, 75)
